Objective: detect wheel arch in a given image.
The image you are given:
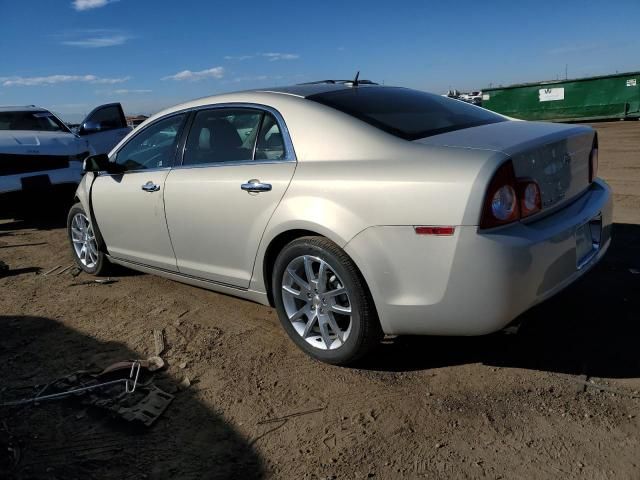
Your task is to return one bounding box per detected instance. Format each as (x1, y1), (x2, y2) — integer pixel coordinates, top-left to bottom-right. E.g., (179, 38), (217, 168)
(259, 226), (376, 314)
(262, 229), (322, 307)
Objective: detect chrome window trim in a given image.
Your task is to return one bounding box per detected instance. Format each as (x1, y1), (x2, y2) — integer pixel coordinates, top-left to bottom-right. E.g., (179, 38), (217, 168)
(169, 158), (295, 170)
(174, 102), (297, 169)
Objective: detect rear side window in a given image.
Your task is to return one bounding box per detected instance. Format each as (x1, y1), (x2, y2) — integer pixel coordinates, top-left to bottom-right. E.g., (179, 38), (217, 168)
(182, 108), (287, 165)
(183, 108), (261, 166)
(307, 87), (506, 140)
(255, 113), (285, 160)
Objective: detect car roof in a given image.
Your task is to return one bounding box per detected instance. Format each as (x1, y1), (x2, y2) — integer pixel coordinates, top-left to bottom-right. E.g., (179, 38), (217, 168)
(256, 82), (382, 98)
(147, 82), (400, 125)
(0, 105), (49, 113)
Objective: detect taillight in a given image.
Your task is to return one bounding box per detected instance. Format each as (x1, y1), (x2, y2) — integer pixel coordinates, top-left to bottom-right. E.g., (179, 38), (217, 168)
(480, 161), (542, 228)
(589, 135), (598, 183)
(480, 161), (519, 228)
(518, 181), (541, 218)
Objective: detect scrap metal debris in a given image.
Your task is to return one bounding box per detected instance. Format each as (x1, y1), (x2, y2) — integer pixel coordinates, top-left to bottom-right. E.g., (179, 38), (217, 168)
(56, 264), (76, 275)
(114, 385), (174, 427)
(1, 361), (142, 406)
(42, 265), (62, 276)
(0, 357), (173, 427)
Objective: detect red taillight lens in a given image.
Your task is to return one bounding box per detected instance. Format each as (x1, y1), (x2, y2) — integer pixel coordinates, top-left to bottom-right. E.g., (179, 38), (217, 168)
(480, 161), (520, 228)
(480, 161), (543, 228)
(518, 180), (541, 218)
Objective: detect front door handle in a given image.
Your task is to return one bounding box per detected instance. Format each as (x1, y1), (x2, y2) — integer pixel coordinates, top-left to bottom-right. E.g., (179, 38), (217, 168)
(141, 181), (160, 192)
(241, 179), (272, 193)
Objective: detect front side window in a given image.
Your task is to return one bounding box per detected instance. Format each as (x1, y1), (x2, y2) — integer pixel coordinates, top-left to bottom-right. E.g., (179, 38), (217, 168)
(115, 114), (186, 171)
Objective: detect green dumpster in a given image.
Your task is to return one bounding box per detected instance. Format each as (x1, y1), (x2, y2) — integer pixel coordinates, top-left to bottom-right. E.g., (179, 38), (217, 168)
(481, 71), (640, 122)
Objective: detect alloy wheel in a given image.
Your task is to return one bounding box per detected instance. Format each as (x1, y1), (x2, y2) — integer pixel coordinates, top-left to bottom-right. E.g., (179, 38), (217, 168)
(70, 212), (98, 269)
(281, 255), (352, 350)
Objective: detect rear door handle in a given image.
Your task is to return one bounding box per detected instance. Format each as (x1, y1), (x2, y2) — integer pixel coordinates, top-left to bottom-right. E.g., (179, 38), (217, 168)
(141, 181), (160, 192)
(241, 179), (272, 193)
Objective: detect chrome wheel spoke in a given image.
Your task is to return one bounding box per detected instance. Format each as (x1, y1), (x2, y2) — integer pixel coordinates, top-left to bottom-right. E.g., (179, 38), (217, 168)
(302, 313), (318, 338)
(326, 314), (344, 343)
(318, 320), (333, 349)
(324, 287), (346, 299)
(303, 256), (315, 286)
(289, 304), (309, 322)
(328, 303), (351, 315)
(287, 267), (309, 291)
(282, 284), (306, 300)
(317, 261), (327, 293)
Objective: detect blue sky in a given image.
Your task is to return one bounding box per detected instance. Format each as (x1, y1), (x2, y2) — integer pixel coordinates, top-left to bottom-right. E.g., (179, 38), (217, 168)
(1, 0), (639, 122)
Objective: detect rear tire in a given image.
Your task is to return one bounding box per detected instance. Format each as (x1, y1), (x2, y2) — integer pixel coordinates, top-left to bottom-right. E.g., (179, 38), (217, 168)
(272, 236), (382, 365)
(67, 202), (109, 275)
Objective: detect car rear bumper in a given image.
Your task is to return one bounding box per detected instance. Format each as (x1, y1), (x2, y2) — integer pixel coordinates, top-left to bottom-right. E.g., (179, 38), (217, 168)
(0, 162), (83, 195)
(344, 178), (613, 336)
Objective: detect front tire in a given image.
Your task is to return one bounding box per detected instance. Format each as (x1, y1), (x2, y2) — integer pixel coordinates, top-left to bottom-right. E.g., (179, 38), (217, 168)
(272, 236), (382, 365)
(67, 202), (109, 275)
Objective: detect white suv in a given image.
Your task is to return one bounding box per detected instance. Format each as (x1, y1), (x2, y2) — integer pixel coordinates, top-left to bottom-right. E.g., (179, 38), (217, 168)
(0, 103), (131, 196)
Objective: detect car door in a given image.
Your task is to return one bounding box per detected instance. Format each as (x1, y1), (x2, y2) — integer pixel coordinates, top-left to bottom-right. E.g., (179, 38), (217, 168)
(79, 103), (132, 155)
(91, 112), (188, 270)
(163, 106), (296, 287)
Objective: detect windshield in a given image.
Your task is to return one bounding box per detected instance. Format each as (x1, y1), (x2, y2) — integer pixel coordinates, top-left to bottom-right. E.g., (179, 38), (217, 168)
(307, 87), (506, 140)
(0, 111), (70, 132)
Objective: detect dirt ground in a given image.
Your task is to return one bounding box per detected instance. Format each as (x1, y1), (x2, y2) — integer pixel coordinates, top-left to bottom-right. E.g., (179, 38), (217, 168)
(1, 121), (639, 480)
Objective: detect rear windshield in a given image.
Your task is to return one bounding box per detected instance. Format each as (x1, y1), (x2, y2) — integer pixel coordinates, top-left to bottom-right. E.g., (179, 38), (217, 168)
(307, 87), (506, 140)
(0, 111), (69, 132)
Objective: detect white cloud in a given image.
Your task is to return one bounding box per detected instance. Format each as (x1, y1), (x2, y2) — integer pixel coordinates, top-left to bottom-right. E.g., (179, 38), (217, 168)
(113, 89), (152, 94)
(231, 75), (283, 83)
(62, 34), (129, 48)
(162, 66), (225, 82)
(224, 55), (254, 61)
(262, 52), (299, 61)
(223, 53), (300, 62)
(72, 0), (118, 11)
(0, 74), (130, 87)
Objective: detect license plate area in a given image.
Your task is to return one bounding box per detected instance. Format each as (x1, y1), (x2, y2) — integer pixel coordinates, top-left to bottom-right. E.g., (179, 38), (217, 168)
(576, 214), (602, 269)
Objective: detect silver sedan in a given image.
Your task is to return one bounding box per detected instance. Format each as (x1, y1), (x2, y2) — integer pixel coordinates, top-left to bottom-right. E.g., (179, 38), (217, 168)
(67, 81), (612, 365)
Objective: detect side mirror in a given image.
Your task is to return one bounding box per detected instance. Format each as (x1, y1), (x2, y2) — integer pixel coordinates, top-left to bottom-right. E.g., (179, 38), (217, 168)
(79, 121), (101, 136)
(83, 154), (124, 174)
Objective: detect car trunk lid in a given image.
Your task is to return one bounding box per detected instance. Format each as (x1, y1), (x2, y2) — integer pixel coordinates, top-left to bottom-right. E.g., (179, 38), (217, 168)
(415, 120), (595, 211)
